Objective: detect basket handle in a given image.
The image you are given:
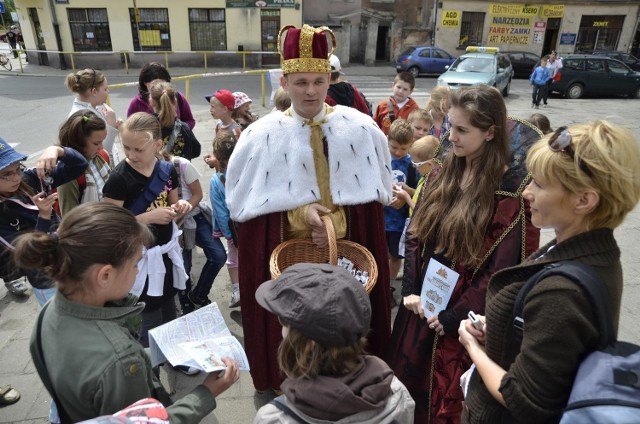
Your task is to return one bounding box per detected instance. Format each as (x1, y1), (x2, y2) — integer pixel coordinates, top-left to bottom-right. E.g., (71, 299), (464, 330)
(321, 215), (338, 265)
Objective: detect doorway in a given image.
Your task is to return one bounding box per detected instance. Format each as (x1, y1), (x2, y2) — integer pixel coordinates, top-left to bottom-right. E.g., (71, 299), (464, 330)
(261, 9), (280, 66)
(376, 25), (389, 62)
(28, 7), (48, 66)
(542, 18), (561, 55)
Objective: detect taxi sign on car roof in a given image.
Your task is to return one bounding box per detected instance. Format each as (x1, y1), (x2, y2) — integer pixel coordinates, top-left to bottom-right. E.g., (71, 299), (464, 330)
(466, 46), (499, 54)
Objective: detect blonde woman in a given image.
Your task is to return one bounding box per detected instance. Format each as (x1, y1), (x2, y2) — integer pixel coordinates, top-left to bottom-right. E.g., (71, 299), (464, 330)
(459, 121), (640, 423)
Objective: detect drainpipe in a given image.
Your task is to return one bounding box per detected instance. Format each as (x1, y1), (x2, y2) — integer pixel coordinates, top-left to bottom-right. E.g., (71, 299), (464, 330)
(432, 0), (438, 46)
(48, 0), (67, 69)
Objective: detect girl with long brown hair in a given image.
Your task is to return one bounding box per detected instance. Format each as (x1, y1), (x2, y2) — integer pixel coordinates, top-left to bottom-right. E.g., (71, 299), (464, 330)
(388, 85), (540, 423)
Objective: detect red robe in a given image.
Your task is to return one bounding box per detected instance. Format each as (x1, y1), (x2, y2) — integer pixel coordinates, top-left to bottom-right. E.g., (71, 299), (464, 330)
(237, 203), (391, 392)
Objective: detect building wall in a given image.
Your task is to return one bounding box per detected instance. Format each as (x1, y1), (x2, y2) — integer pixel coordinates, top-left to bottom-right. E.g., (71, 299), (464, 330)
(302, 0), (364, 65)
(435, 1), (639, 57)
(14, 0), (302, 68)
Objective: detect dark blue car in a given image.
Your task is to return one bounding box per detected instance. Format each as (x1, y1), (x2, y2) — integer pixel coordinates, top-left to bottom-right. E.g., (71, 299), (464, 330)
(395, 46), (456, 77)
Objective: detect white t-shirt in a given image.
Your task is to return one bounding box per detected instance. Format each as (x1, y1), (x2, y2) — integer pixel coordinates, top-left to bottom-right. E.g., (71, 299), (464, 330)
(174, 156), (200, 201)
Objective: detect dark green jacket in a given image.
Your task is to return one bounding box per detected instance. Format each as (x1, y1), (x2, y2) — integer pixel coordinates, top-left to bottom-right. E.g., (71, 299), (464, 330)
(30, 294), (216, 423)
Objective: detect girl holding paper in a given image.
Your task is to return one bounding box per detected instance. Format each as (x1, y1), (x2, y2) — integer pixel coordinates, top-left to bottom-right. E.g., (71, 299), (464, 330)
(388, 85), (540, 424)
(18, 203), (239, 423)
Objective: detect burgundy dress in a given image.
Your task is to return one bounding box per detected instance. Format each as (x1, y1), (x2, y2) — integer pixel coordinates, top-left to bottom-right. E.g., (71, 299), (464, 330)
(388, 169), (540, 424)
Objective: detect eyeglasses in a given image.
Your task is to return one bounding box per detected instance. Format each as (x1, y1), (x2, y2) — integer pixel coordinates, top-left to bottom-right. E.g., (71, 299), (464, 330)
(411, 159), (433, 168)
(0, 164), (25, 181)
(548, 126), (594, 178)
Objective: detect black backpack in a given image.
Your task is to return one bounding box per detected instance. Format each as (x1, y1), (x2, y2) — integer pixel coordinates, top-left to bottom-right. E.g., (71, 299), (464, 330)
(513, 261), (640, 423)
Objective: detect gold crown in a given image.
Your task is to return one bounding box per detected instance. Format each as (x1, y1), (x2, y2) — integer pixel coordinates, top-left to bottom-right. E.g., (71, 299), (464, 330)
(278, 24), (336, 75)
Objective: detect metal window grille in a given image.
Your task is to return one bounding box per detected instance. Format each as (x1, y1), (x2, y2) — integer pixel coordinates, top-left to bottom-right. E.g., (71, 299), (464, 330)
(67, 8), (112, 52)
(188, 8), (226, 51)
(129, 8), (171, 51)
(459, 12), (485, 47)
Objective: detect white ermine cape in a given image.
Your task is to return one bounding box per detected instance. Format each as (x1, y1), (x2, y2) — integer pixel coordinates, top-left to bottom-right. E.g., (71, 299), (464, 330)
(226, 105), (393, 223)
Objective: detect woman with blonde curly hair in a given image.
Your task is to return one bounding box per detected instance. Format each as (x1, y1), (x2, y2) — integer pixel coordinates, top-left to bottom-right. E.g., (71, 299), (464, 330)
(459, 120), (640, 423)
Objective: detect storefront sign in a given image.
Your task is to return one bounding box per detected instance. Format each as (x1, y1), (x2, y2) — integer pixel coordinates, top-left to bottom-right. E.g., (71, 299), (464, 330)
(540, 5), (564, 18)
(534, 21), (546, 29)
(593, 21), (609, 27)
(560, 33), (577, 45)
(226, 0), (295, 7)
(441, 10), (460, 27)
(488, 4), (533, 45)
(489, 3), (539, 17)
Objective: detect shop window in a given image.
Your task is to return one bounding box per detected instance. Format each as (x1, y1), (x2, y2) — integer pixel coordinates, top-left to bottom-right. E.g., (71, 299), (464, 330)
(67, 8), (112, 52)
(129, 8), (171, 51)
(576, 15), (625, 53)
(189, 9), (226, 51)
(459, 12), (485, 48)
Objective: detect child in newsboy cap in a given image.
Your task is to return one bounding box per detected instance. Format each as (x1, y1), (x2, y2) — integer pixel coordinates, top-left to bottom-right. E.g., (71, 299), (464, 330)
(254, 263), (414, 423)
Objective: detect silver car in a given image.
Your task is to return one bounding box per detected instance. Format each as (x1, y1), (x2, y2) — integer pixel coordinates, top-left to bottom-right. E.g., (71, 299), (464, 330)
(437, 47), (514, 97)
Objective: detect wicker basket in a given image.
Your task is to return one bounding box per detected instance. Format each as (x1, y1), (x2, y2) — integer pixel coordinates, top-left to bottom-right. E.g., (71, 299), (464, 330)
(269, 215), (378, 294)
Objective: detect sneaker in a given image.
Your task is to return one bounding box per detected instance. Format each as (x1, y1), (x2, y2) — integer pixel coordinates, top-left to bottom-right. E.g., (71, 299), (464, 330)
(174, 365), (200, 376)
(229, 288), (241, 308)
(187, 292), (211, 309)
(531, 103), (535, 108)
(534, 105), (539, 109)
(4, 277), (28, 296)
(542, 104), (547, 108)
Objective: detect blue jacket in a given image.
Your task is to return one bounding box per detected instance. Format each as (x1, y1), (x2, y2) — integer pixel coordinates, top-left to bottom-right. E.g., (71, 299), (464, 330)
(530, 66), (551, 85)
(0, 147), (87, 286)
(210, 172), (231, 239)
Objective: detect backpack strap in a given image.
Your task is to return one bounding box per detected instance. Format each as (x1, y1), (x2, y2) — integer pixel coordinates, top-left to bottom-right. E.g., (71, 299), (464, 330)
(98, 148), (110, 165)
(387, 98), (396, 123)
(128, 160), (173, 216)
(172, 158), (183, 200)
(513, 261), (614, 350)
(34, 302), (73, 424)
(269, 396), (309, 423)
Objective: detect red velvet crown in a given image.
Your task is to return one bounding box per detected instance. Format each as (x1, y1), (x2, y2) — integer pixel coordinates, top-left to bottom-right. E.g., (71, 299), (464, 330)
(278, 24), (336, 75)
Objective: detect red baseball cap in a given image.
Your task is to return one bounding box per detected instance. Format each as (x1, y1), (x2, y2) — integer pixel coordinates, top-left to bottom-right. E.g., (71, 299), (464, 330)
(205, 89), (235, 111)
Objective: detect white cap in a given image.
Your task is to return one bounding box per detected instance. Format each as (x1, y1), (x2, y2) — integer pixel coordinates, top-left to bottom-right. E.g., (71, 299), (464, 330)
(329, 54), (343, 73)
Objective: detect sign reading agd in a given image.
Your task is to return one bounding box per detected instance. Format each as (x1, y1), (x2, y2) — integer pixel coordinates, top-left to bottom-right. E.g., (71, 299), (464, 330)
(442, 10), (460, 27)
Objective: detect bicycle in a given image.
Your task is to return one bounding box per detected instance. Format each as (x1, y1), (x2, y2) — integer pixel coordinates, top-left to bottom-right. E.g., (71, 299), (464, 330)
(0, 53), (12, 71)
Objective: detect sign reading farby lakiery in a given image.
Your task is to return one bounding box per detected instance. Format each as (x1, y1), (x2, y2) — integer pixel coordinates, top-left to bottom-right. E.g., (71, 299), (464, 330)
(226, 0), (295, 7)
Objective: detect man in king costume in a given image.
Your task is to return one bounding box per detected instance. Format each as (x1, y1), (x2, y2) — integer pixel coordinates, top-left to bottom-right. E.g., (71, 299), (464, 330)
(225, 24), (394, 392)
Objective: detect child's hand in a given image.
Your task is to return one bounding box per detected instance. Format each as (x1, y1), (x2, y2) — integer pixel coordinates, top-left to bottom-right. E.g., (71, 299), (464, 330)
(146, 207), (177, 225)
(389, 195), (407, 209)
(31, 191), (58, 219)
(36, 146), (64, 180)
(171, 199), (192, 215)
(101, 104), (118, 128)
(393, 185), (411, 203)
(403, 295), (424, 319)
(202, 357), (240, 397)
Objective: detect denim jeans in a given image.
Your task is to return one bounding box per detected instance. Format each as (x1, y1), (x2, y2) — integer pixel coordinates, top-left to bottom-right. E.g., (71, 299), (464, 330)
(181, 212), (227, 303)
